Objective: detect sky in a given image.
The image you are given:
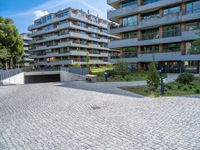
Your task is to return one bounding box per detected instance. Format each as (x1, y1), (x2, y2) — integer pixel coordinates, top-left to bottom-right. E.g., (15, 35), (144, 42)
(0, 0), (110, 33)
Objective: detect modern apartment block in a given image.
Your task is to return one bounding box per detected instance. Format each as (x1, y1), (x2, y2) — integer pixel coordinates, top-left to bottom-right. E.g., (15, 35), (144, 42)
(20, 33), (33, 67)
(28, 7), (119, 68)
(108, 0), (200, 73)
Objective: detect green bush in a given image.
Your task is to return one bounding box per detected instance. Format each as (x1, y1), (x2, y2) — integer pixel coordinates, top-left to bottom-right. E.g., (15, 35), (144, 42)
(166, 85), (172, 90)
(176, 73), (195, 84)
(114, 61), (130, 78)
(106, 69), (116, 77)
(147, 62), (160, 91)
(195, 89), (200, 94)
(71, 63), (81, 68)
(124, 74), (133, 81)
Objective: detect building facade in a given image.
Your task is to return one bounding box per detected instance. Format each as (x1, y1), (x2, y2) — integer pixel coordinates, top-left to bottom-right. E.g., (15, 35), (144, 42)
(108, 0), (200, 73)
(20, 33), (33, 67)
(28, 7), (119, 68)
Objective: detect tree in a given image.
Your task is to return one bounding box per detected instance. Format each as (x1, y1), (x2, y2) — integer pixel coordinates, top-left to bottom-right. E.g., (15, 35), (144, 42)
(0, 17), (23, 69)
(114, 61), (130, 78)
(85, 52), (90, 69)
(146, 62), (160, 91)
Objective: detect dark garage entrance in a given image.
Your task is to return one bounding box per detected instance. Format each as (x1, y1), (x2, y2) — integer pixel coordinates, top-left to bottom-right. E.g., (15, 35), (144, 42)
(25, 74), (60, 84)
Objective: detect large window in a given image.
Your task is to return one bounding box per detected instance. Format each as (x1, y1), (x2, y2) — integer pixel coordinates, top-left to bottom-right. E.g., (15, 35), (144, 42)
(185, 21), (200, 31)
(121, 0), (137, 8)
(121, 47), (138, 58)
(122, 15), (137, 27)
(186, 1), (200, 14)
(163, 24), (181, 37)
(141, 45), (159, 53)
(142, 11), (159, 21)
(142, 0), (159, 5)
(122, 32), (137, 39)
(142, 29), (159, 40)
(164, 6), (181, 16)
(163, 43), (181, 52)
(186, 41), (200, 54)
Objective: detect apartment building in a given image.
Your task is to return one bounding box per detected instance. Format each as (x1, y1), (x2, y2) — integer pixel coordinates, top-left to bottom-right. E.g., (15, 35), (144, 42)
(28, 7), (119, 68)
(108, 0), (200, 73)
(20, 33), (33, 67)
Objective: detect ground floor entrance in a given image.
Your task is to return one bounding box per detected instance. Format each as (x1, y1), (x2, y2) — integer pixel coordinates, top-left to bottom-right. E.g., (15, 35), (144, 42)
(137, 61), (200, 73)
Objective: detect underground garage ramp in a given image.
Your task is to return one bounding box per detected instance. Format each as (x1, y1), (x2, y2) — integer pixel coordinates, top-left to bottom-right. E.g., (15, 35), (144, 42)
(25, 74), (60, 84)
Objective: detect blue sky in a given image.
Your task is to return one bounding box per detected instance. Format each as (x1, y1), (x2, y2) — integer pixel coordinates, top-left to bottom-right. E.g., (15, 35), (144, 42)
(0, 0), (110, 33)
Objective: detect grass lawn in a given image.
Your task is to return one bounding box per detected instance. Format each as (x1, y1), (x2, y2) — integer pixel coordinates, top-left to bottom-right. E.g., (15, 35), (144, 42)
(90, 66), (113, 74)
(121, 78), (200, 97)
(96, 71), (148, 82)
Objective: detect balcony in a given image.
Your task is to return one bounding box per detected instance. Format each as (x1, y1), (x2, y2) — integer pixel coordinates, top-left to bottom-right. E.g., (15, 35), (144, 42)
(138, 0), (182, 12)
(182, 29), (200, 41)
(108, 4), (138, 20)
(138, 51), (182, 62)
(139, 13), (181, 29)
(108, 38), (138, 48)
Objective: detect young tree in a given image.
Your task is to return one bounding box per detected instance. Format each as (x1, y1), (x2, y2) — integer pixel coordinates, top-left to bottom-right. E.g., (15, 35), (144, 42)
(146, 62), (160, 91)
(0, 17), (24, 69)
(85, 52), (90, 69)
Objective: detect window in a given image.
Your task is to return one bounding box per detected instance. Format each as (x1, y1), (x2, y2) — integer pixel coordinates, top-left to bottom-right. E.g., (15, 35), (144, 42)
(121, 0), (137, 8)
(164, 6), (181, 16)
(185, 21), (200, 31)
(59, 20), (67, 25)
(163, 24), (181, 37)
(163, 43), (181, 52)
(186, 1), (200, 14)
(122, 32), (137, 39)
(142, 29), (159, 40)
(121, 47), (138, 58)
(186, 41), (200, 54)
(142, 0), (159, 5)
(122, 15), (137, 27)
(142, 11), (159, 21)
(142, 45), (159, 53)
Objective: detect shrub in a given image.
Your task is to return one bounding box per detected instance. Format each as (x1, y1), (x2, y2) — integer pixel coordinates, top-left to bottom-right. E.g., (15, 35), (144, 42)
(114, 61), (130, 78)
(106, 69), (116, 77)
(71, 63), (81, 68)
(147, 62), (160, 91)
(166, 85), (172, 90)
(124, 75), (133, 81)
(195, 89), (200, 94)
(106, 64), (113, 69)
(176, 73), (195, 84)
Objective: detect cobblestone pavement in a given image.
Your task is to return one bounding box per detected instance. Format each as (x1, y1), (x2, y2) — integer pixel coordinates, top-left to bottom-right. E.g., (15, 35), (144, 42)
(0, 82), (200, 150)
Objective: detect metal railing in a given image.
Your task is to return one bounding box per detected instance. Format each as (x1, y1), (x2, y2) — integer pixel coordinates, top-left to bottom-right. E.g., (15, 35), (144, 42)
(0, 69), (22, 81)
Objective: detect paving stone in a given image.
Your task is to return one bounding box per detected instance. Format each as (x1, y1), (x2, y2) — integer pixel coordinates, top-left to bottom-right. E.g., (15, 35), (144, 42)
(0, 82), (200, 149)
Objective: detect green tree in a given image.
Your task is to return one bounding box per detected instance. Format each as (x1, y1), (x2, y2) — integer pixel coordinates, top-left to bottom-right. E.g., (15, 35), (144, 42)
(146, 62), (160, 91)
(114, 61), (130, 78)
(0, 17), (23, 69)
(85, 52), (90, 69)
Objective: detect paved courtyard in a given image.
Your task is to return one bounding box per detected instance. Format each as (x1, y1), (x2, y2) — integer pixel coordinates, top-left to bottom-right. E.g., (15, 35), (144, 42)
(0, 81), (200, 150)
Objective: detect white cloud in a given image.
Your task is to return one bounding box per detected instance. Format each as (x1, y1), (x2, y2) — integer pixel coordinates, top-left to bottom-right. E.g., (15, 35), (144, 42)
(34, 10), (49, 19)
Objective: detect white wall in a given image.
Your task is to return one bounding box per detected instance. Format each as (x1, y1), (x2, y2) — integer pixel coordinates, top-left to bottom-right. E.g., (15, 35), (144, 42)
(2, 72), (25, 85)
(60, 71), (85, 82)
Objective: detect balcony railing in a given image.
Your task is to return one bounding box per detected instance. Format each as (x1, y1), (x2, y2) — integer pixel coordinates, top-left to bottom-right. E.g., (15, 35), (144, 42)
(163, 29), (181, 38)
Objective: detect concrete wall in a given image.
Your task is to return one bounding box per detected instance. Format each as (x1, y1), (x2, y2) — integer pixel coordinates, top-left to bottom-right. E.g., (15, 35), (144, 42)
(2, 72), (24, 85)
(60, 71), (86, 82)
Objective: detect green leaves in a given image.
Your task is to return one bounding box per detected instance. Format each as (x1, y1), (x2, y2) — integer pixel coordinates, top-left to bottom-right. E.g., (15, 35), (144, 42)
(146, 62), (160, 91)
(0, 17), (24, 68)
